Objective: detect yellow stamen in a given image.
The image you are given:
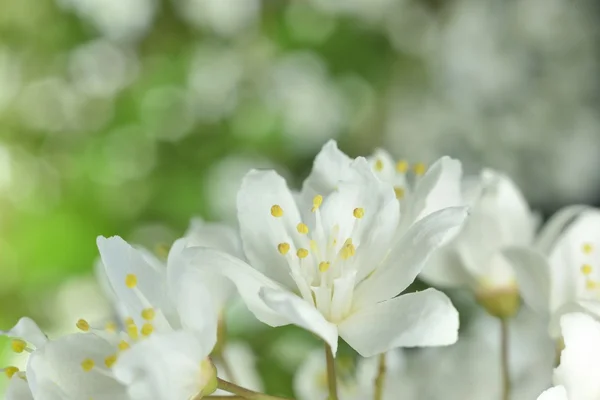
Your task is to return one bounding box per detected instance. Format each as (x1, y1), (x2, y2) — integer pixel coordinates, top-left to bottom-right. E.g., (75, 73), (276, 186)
(413, 162), (427, 176)
(105, 354), (117, 368)
(340, 239), (356, 260)
(141, 323), (153, 337)
(583, 243), (594, 254)
(297, 223), (309, 234)
(396, 160), (409, 173)
(297, 248), (309, 259)
(394, 186), (405, 199)
(10, 339), (27, 354)
(582, 264), (593, 275)
(586, 280), (597, 290)
(374, 159), (384, 172)
(270, 205), (284, 218)
(312, 195), (323, 212)
(76, 319), (90, 332)
(127, 324), (139, 340)
(81, 359), (95, 372)
(277, 242), (290, 255)
(125, 274), (137, 288)
(319, 261), (331, 272)
(105, 321), (117, 332)
(118, 341), (130, 351)
(353, 208), (365, 219)
(141, 308), (155, 321)
(3, 366), (19, 379)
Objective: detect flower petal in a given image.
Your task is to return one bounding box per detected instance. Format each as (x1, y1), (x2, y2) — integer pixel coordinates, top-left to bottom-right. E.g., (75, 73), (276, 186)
(113, 330), (212, 400)
(300, 140), (352, 201)
(419, 245), (475, 288)
(535, 205), (589, 254)
(5, 376), (34, 400)
(536, 386), (568, 400)
(353, 207), (469, 308)
(502, 247), (550, 314)
(259, 287), (339, 355)
(215, 342), (263, 393)
(183, 248), (290, 327)
(0, 317), (48, 348)
(185, 218), (245, 259)
(237, 169), (303, 288)
(339, 288), (459, 357)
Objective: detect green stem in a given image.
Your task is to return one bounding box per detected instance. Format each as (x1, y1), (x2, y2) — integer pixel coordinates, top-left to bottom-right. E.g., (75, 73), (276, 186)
(500, 318), (511, 400)
(373, 353), (386, 400)
(216, 378), (293, 400)
(325, 343), (339, 400)
(206, 397), (246, 399)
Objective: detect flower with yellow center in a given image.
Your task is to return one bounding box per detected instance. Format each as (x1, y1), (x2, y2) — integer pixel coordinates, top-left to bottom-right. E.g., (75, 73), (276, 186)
(184, 140), (468, 357)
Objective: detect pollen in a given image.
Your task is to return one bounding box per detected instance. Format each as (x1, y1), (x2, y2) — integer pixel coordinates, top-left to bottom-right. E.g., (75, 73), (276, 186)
(413, 162), (427, 176)
(3, 366), (19, 379)
(127, 324), (139, 340)
(297, 248), (309, 259)
(141, 323), (154, 337)
(105, 321), (117, 332)
(394, 186), (405, 199)
(353, 208), (365, 219)
(340, 239), (356, 260)
(10, 339), (27, 354)
(312, 195), (323, 212)
(141, 308), (155, 321)
(319, 261), (331, 272)
(396, 160), (409, 173)
(277, 242), (290, 255)
(374, 159), (384, 172)
(118, 340), (130, 351)
(586, 280), (598, 290)
(124, 317), (135, 326)
(581, 264), (593, 275)
(125, 274), (138, 288)
(583, 243), (594, 254)
(270, 205), (284, 218)
(76, 319), (90, 332)
(297, 223), (309, 234)
(104, 354), (117, 369)
(81, 359), (95, 372)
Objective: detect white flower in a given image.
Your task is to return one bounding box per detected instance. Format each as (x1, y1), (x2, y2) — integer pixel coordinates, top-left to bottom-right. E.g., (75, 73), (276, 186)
(185, 141), (468, 356)
(536, 313), (600, 400)
(212, 341), (263, 396)
(419, 169), (538, 304)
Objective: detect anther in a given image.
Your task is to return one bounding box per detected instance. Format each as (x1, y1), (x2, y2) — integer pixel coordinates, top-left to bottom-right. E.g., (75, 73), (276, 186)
(125, 274), (138, 288)
(141, 323), (154, 337)
(353, 208), (365, 219)
(582, 264), (593, 275)
(76, 319), (90, 332)
(105, 354), (117, 369)
(141, 308), (155, 321)
(297, 248), (309, 259)
(583, 243), (594, 254)
(312, 195), (323, 212)
(124, 317), (135, 326)
(586, 280), (597, 290)
(3, 366), (19, 379)
(374, 159), (384, 172)
(127, 324), (139, 340)
(297, 223), (309, 234)
(340, 239), (356, 260)
(105, 321), (117, 332)
(10, 339), (27, 354)
(118, 341), (130, 351)
(319, 261), (331, 273)
(81, 359), (95, 372)
(278, 242), (290, 255)
(394, 186), (405, 199)
(271, 205), (284, 218)
(413, 162), (427, 176)
(396, 160), (409, 173)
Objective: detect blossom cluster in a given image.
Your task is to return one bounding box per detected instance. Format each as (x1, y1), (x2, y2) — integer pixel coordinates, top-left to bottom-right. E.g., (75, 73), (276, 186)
(2, 141), (599, 400)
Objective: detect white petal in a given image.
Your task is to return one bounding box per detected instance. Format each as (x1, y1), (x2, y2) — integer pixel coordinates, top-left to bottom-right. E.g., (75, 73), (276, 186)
(400, 156), (463, 229)
(353, 207), (469, 308)
(217, 342), (263, 392)
(300, 140), (352, 201)
(183, 248), (290, 327)
(537, 386), (569, 400)
(185, 218), (245, 259)
(293, 350), (328, 400)
(339, 289), (459, 357)
(96, 236), (172, 327)
(419, 245), (475, 288)
(502, 247), (550, 314)
(27, 333), (128, 400)
(536, 205), (590, 254)
(113, 330), (212, 400)
(237, 169), (303, 288)
(259, 287), (339, 356)
(0, 317), (48, 348)
(5, 376), (34, 400)
(368, 148), (398, 183)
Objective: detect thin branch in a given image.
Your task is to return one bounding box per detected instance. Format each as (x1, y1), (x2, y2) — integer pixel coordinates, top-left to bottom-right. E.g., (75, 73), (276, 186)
(325, 343), (339, 400)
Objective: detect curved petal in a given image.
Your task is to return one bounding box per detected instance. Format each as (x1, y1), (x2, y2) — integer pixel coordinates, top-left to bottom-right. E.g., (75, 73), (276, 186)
(113, 330), (213, 400)
(259, 287), (339, 356)
(419, 246), (475, 288)
(27, 333), (128, 400)
(182, 247), (290, 327)
(217, 342), (263, 392)
(353, 207), (469, 308)
(536, 386), (568, 400)
(185, 218), (245, 260)
(339, 289), (459, 357)
(399, 156), (463, 230)
(237, 169), (303, 288)
(502, 247), (551, 314)
(535, 205), (590, 254)
(1, 317), (48, 348)
(5, 376), (34, 400)
(300, 140), (352, 201)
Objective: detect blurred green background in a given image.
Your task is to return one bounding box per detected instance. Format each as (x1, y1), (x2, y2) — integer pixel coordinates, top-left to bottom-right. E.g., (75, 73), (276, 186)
(1, 0), (600, 396)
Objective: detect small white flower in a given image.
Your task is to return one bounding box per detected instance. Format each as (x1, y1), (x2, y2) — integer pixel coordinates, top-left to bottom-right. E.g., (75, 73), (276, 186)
(536, 312), (600, 400)
(185, 140), (467, 357)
